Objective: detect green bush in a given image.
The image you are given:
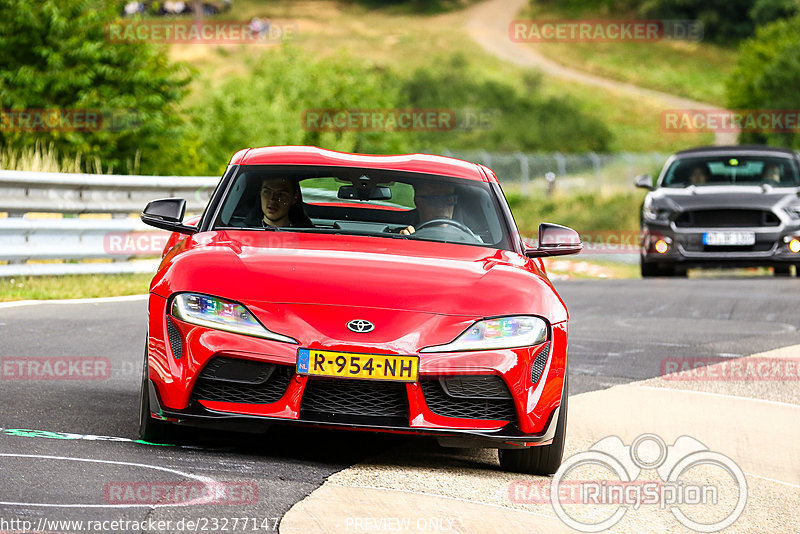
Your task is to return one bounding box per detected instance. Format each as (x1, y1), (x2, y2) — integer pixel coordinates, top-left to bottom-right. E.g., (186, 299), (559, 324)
(402, 56), (612, 153)
(505, 190), (644, 235)
(726, 16), (800, 148)
(188, 49), (612, 174)
(0, 0), (192, 174)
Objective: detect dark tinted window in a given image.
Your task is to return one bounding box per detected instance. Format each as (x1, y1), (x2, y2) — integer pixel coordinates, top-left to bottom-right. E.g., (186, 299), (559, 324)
(662, 156), (800, 188)
(213, 165), (512, 250)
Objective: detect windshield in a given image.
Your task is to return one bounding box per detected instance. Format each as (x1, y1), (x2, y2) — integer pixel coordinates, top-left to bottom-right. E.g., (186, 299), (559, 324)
(213, 165), (512, 251)
(661, 155), (800, 188)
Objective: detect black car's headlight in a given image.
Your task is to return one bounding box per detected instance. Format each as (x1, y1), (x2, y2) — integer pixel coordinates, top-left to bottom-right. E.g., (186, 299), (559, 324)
(784, 205), (800, 219)
(420, 316), (548, 353)
(170, 293), (297, 344)
(642, 198), (671, 222)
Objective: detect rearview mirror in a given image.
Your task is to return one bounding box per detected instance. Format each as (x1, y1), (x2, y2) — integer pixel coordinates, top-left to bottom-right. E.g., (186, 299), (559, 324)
(634, 174), (654, 190)
(524, 223), (582, 257)
(141, 198), (197, 234)
(338, 185), (392, 201)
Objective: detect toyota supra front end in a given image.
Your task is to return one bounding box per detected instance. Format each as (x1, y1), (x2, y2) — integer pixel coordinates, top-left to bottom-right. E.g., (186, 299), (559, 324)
(139, 146), (582, 474)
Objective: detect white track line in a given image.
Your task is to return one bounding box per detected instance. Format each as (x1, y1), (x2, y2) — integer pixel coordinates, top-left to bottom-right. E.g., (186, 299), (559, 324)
(0, 453), (216, 508)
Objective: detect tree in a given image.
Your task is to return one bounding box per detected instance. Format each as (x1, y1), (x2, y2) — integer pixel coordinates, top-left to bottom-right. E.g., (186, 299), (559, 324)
(0, 0), (192, 173)
(726, 16), (800, 147)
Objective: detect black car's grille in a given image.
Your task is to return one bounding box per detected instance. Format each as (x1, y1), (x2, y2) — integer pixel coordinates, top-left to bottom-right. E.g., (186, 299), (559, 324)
(674, 209), (780, 228)
(166, 317), (183, 360)
(420, 376), (517, 422)
(191, 357), (294, 405)
(530, 342), (550, 384)
(300, 378), (408, 423)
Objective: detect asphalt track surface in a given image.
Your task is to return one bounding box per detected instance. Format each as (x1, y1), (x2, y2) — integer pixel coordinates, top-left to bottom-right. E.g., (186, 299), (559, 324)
(0, 277), (797, 532)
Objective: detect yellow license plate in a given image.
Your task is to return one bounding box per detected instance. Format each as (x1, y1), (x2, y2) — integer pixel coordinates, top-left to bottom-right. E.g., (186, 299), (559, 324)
(296, 349), (418, 382)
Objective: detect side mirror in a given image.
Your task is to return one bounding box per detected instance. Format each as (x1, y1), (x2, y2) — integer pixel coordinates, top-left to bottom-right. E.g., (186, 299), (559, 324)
(525, 223), (582, 257)
(635, 174), (654, 190)
(141, 198), (196, 234)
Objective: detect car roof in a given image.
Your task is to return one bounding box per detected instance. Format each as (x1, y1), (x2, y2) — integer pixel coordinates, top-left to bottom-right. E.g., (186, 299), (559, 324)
(228, 146), (491, 182)
(674, 145), (798, 158)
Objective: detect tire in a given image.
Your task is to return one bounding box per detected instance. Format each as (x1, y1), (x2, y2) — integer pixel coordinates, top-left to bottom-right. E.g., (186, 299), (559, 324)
(641, 260), (679, 277)
(774, 265), (792, 277)
(498, 373), (568, 475)
(138, 343), (183, 443)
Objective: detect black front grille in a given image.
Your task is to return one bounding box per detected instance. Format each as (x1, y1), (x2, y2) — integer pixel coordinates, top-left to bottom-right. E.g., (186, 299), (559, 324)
(300, 379), (408, 422)
(439, 375), (512, 399)
(166, 317), (183, 360)
(191, 357), (293, 404)
(420, 376), (517, 422)
(530, 342), (550, 384)
(674, 209), (780, 228)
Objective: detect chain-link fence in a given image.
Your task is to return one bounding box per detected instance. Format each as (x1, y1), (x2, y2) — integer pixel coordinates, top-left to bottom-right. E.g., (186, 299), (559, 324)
(438, 150), (668, 196)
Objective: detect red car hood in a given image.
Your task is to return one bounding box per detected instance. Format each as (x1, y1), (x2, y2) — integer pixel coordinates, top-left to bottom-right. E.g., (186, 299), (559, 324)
(151, 230), (568, 323)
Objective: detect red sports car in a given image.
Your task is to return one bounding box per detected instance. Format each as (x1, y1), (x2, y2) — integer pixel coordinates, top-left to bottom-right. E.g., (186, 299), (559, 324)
(139, 146), (581, 474)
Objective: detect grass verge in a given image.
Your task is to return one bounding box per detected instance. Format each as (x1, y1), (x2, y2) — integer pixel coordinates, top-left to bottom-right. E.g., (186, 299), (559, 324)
(169, 0), (712, 153)
(544, 258), (639, 279)
(0, 273), (152, 302)
(520, 1), (737, 106)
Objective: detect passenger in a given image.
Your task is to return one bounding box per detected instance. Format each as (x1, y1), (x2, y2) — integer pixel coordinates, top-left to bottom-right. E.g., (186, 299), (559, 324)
(251, 177), (313, 228)
(400, 182), (458, 235)
(688, 165), (709, 186)
(761, 163), (782, 185)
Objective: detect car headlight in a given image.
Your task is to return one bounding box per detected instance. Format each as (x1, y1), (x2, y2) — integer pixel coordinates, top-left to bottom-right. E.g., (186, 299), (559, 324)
(419, 316), (548, 353)
(643, 198), (671, 222)
(170, 293), (297, 344)
(784, 205), (800, 219)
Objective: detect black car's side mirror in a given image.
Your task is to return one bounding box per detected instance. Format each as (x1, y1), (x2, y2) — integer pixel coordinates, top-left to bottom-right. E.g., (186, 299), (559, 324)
(141, 198), (197, 234)
(525, 223), (582, 257)
(635, 174), (655, 190)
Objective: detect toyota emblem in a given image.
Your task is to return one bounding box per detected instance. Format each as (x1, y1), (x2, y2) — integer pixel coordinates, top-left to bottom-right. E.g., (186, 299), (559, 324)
(347, 319), (375, 333)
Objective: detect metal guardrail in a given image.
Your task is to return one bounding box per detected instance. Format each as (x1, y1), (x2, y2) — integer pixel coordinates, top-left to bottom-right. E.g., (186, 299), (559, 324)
(1, 152), (658, 277)
(0, 169), (218, 216)
(0, 170), (219, 277)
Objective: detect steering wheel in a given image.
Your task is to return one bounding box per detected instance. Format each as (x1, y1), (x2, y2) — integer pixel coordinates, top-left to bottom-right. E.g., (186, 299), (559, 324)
(415, 218), (481, 241)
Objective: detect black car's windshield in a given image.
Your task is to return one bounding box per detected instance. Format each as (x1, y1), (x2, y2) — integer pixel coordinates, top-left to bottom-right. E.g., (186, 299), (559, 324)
(662, 155), (800, 188)
(213, 165), (512, 250)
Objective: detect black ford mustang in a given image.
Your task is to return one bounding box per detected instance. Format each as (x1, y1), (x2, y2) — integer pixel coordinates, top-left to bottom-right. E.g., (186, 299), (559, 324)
(637, 145), (800, 277)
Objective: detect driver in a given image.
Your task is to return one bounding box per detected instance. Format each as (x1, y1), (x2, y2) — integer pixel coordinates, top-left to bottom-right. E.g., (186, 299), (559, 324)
(400, 182), (458, 235)
(761, 163), (781, 185)
(250, 177), (313, 228)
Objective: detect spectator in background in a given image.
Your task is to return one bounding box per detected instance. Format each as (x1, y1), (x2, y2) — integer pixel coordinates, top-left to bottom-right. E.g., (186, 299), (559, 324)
(123, 2), (145, 15)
